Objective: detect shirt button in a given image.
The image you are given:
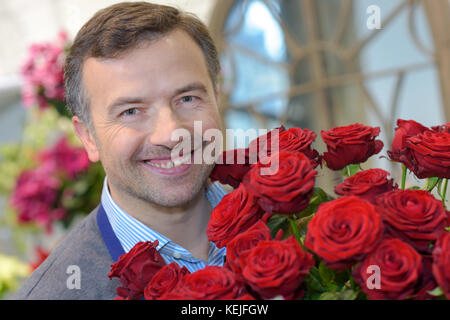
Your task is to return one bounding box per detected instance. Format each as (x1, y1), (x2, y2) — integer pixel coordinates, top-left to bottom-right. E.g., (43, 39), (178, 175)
(173, 252), (181, 259)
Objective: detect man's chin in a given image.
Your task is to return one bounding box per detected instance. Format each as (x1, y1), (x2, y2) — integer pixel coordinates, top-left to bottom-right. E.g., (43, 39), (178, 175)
(146, 187), (204, 208)
(132, 162), (214, 207)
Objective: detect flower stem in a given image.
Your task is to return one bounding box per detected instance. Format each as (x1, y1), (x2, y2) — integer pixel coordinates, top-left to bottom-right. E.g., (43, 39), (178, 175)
(289, 218), (304, 248)
(441, 179), (448, 209)
(401, 165), (407, 189)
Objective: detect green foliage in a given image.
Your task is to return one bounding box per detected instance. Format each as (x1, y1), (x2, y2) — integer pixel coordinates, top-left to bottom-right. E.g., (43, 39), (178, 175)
(0, 107), (104, 243)
(296, 187), (332, 220)
(266, 187), (333, 240)
(427, 287), (443, 297)
(341, 164), (361, 178)
(303, 262), (365, 300)
(425, 177), (440, 192)
(266, 214), (289, 239)
(0, 254), (30, 299)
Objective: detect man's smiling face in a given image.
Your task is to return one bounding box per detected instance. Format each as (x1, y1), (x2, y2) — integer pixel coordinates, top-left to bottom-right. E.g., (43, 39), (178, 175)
(76, 29), (222, 207)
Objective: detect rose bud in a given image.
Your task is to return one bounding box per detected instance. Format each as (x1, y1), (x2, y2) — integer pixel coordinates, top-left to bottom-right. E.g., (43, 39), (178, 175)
(334, 168), (397, 204)
(321, 123), (383, 170)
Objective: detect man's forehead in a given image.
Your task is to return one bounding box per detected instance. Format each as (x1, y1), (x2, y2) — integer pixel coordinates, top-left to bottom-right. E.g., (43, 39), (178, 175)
(81, 30), (213, 110)
(83, 29), (209, 79)
(84, 29), (201, 64)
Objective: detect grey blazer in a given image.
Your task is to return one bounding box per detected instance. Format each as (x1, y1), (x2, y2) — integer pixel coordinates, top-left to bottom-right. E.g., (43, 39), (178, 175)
(11, 206), (121, 300)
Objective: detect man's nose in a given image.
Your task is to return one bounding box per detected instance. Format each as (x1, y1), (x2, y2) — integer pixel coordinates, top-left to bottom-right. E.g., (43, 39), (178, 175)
(148, 105), (182, 149)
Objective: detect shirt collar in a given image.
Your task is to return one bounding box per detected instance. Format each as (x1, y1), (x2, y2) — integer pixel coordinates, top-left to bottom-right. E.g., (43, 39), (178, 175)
(100, 176), (228, 256)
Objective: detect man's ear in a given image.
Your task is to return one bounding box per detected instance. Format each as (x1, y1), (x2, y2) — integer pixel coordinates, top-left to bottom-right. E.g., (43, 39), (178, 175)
(72, 116), (100, 163)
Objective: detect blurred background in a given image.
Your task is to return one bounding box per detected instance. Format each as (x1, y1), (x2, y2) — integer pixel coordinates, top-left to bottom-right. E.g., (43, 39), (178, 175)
(0, 0), (449, 298)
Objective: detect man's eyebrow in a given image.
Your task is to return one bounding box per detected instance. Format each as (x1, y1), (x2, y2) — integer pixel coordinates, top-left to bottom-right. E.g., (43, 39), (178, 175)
(107, 82), (208, 111)
(107, 97), (146, 112)
(174, 82), (208, 96)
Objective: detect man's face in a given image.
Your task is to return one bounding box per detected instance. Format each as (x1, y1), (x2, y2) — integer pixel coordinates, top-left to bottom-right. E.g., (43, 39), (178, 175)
(77, 29), (222, 207)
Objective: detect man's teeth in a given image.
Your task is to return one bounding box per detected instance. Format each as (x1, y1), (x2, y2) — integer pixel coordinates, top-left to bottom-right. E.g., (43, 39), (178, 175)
(144, 156), (190, 169)
(145, 161), (174, 169)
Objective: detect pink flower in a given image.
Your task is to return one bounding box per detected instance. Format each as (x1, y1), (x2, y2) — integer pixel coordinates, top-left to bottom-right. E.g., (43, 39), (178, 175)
(38, 137), (90, 179)
(10, 164), (65, 232)
(20, 31), (68, 109)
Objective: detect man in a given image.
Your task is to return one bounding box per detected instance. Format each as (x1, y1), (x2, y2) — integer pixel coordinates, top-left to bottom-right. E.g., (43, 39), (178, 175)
(13, 1), (229, 300)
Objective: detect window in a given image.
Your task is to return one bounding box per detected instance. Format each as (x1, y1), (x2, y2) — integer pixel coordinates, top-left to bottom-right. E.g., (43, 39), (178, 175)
(211, 0), (450, 188)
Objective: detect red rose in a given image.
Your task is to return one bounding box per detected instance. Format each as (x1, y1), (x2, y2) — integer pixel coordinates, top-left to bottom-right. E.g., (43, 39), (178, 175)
(236, 294), (256, 300)
(209, 148), (251, 188)
(240, 237), (314, 299)
(432, 122), (450, 133)
(144, 262), (189, 300)
(108, 241), (166, 300)
(206, 184), (264, 248)
(321, 123), (383, 170)
(432, 232), (450, 299)
(160, 266), (247, 300)
(376, 189), (448, 253)
(29, 246), (50, 271)
(254, 127), (320, 167)
(404, 130), (450, 179)
(353, 237), (423, 300)
(304, 196), (384, 270)
(334, 168), (398, 204)
(243, 151), (317, 214)
(387, 119), (429, 163)
(247, 125), (286, 160)
(224, 220), (272, 276)
(210, 126), (286, 188)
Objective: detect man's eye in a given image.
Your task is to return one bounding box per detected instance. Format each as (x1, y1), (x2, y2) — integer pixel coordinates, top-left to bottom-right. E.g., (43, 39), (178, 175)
(180, 96), (196, 103)
(121, 108), (139, 116)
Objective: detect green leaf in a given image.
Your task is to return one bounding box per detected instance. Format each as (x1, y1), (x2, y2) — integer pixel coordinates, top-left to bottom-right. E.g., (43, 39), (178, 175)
(323, 283), (339, 292)
(318, 292), (339, 300)
(341, 164), (361, 178)
(295, 215), (314, 235)
(407, 186), (421, 190)
(305, 267), (324, 293)
(266, 214), (289, 239)
(305, 274), (324, 292)
(333, 270), (352, 287)
(309, 266), (321, 279)
(338, 289), (359, 300)
(437, 178), (444, 197)
(72, 180), (89, 194)
(318, 261), (335, 285)
(47, 98), (72, 118)
(426, 177), (441, 192)
(427, 287), (444, 297)
(295, 187), (332, 219)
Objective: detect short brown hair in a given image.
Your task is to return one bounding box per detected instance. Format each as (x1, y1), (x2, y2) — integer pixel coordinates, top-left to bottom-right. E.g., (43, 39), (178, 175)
(64, 1), (220, 128)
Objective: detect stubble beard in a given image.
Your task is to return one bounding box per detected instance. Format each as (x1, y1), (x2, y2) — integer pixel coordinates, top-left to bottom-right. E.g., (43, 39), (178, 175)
(108, 159), (215, 208)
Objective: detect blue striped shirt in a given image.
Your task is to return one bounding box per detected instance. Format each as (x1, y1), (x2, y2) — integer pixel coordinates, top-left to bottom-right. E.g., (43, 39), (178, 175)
(100, 176), (228, 273)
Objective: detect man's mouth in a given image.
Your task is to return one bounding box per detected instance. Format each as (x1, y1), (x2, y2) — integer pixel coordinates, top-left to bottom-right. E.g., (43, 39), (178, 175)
(143, 154), (191, 169)
(140, 149), (195, 175)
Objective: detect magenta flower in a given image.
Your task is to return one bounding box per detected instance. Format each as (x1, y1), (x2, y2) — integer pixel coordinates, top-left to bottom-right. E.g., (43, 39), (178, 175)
(38, 136), (90, 179)
(20, 31), (68, 109)
(10, 164), (66, 232)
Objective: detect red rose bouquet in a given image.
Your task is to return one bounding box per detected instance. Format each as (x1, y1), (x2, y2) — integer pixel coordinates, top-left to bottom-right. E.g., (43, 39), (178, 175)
(109, 120), (449, 300)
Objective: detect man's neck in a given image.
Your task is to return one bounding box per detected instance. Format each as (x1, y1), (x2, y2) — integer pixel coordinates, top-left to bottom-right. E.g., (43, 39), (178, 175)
(108, 181), (212, 262)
